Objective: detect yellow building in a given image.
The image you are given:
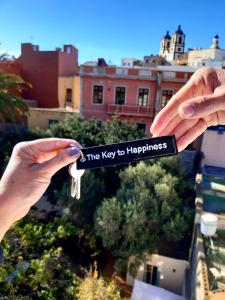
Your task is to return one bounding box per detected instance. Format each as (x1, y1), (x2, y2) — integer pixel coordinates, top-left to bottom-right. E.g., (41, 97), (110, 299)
(58, 76), (80, 109)
(27, 107), (79, 130)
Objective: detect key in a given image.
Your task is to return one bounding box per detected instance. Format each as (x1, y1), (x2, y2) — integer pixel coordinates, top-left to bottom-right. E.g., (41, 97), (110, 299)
(69, 162), (85, 199)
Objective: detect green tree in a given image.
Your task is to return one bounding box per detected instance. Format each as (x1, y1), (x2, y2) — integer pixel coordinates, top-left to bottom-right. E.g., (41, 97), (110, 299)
(95, 159), (194, 274)
(0, 217), (80, 299)
(0, 71), (30, 122)
(34, 114), (145, 221)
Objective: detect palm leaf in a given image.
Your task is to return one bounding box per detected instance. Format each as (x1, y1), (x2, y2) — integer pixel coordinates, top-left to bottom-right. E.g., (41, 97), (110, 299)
(0, 71), (31, 122)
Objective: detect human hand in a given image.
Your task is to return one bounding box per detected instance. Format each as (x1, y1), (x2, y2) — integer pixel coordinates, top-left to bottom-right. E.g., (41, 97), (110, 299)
(0, 138), (80, 237)
(150, 67), (225, 151)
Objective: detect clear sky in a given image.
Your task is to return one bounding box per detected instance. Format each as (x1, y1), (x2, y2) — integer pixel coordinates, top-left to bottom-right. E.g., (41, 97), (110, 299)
(1, 0), (225, 65)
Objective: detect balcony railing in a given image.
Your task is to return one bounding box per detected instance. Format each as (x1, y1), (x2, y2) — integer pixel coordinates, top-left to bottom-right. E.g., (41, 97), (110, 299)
(107, 104), (154, 117)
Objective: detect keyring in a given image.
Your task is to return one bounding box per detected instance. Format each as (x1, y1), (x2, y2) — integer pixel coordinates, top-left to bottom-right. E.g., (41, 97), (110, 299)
(80, 149), (86, 162)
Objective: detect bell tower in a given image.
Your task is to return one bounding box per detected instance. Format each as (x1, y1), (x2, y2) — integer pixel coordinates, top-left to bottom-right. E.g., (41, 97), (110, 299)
(169, 25), (185, 61)
(159, 31), (171, 60)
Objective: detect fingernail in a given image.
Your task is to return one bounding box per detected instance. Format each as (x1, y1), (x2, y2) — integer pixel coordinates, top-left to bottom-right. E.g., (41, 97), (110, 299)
(181, 103), (195, 117)
(68, 146), (80, 157)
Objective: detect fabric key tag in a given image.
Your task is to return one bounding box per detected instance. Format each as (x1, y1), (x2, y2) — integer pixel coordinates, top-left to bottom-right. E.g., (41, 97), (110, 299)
(77, 135), (178, 170)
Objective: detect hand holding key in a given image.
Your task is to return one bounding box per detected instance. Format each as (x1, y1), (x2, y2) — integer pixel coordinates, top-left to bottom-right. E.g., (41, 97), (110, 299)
(0, 138), (81, 241)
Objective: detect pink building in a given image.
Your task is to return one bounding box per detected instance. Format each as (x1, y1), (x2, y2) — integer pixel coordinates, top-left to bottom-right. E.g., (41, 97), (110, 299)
(80, 63), (195, 134)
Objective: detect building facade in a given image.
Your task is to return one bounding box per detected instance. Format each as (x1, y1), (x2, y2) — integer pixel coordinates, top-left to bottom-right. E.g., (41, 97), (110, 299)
(188, 36), (225, 68)
(80, 64), (194, 133)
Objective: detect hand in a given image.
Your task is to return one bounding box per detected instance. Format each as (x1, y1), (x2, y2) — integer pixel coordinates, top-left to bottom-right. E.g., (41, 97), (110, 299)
(0, 138), (81, 239)
(150, 67), (225, 151)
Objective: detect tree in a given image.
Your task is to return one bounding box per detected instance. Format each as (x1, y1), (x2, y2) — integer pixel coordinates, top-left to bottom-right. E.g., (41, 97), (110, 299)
(33, 114), (145, 221)
(75, 263), (129, 300)
(0, 71), (30, 122)
(0, 216), (81, 299)
(95, 159), (194, 274)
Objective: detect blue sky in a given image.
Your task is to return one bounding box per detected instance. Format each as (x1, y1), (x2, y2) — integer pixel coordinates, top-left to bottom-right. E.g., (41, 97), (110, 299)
(1, 0), (225, 64)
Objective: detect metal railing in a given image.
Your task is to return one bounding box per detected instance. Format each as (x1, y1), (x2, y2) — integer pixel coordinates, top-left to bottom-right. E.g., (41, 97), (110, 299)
(107, 104), (154, 117)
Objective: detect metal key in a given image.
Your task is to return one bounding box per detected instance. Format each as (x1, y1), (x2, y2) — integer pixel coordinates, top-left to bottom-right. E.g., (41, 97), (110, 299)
(69, 162), (85, 199)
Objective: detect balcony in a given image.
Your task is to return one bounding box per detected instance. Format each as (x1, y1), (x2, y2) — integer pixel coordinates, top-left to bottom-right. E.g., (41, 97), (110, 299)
(107, 104), (154, 117)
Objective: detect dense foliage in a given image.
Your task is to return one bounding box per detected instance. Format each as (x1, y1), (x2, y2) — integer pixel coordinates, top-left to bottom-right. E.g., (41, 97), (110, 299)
(95, 158), (194, 274)
(0, 217), (80, 298)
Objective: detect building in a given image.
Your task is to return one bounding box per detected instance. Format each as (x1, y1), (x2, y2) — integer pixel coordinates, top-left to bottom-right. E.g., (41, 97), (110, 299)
(16, 43), (79, 108)
(80, 63), (195, 133)
(0, 60), (21, 76)
(189, 169), (225, 300)
(159, 25), (185, 62)
(0, 43), (80, 110)
(27, 107), (79, 130)
(201, 126), (225, 168)
(121, 58), (143, 67)
(187, 36), (225, 68)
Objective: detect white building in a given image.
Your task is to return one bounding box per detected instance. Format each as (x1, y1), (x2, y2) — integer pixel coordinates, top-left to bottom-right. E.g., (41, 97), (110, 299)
(188, 35), (225, 68)
(121, 58), (142, 67)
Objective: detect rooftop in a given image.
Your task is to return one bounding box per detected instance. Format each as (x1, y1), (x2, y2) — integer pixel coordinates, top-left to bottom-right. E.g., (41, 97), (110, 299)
(204, 229), (225, 292)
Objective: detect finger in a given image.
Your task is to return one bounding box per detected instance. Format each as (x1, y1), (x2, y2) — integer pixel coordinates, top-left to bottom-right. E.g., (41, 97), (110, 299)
(176, 119), (207, 152)
(150, 80), (194, 135)
(171, 118), (199, 141)
(179, 92), (225, 119)
(156, 114), (183, 136)
(29, 138), (80, 152)
(38, 146), (81, 176)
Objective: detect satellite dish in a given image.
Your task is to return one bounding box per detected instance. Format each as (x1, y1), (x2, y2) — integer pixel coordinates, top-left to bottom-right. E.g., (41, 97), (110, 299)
(201, 213), (218, 237)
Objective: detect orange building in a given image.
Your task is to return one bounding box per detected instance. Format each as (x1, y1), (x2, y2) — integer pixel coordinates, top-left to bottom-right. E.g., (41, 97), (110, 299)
(80, 63), (195, 133)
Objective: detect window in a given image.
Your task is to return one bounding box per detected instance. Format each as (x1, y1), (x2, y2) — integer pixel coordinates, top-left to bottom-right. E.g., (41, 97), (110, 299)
(178, 47), (181, 51)
(179, 36), (182, 44)
(161, 89), (173, 107)
(116, 68), (128, 75)
(66, 88), (72, 102)
(137, 88), (149, 107)
(115, 86), (126, 105)
(145, 264), (152, 284)
(67, 47), (72, 54)
(48, 119), (59, 126)
(137, 123), (146, 132)
(93, 85), (103, 104)
(145, 264), (158, 286)
(139, 70), (151, 77)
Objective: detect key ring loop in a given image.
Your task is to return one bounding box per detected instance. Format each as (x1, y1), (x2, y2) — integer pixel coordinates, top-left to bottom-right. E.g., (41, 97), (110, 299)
(80, 149), (86, 162)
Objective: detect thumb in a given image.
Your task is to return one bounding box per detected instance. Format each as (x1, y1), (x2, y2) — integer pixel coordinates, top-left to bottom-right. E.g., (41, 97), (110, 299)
(179, 89), (225, 119)
(39, 146), (81, 176)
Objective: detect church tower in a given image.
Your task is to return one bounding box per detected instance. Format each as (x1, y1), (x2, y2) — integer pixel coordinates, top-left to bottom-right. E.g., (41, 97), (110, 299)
(169, 25), (185, 61)
(159, 31), (171, 60)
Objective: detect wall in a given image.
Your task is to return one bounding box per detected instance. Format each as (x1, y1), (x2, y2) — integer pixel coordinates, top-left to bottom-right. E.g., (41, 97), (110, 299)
(58, 76), (80, 109)
(188, 48), (225, 67)
(0, 60), (21, 76)
(18, 43), (59, 107)
(27, 108), (78, 130)
(201, 130), (225, 168)
(126, 254), (189, 295)
(17, 43), (79, 108)
(189, 226), (209, 300)
(81, 75), (156, 132)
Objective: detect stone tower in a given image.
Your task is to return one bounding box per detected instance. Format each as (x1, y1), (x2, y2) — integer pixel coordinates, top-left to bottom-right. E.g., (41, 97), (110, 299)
(168, 25), (185, 61)
(159, 31), (171, 60)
